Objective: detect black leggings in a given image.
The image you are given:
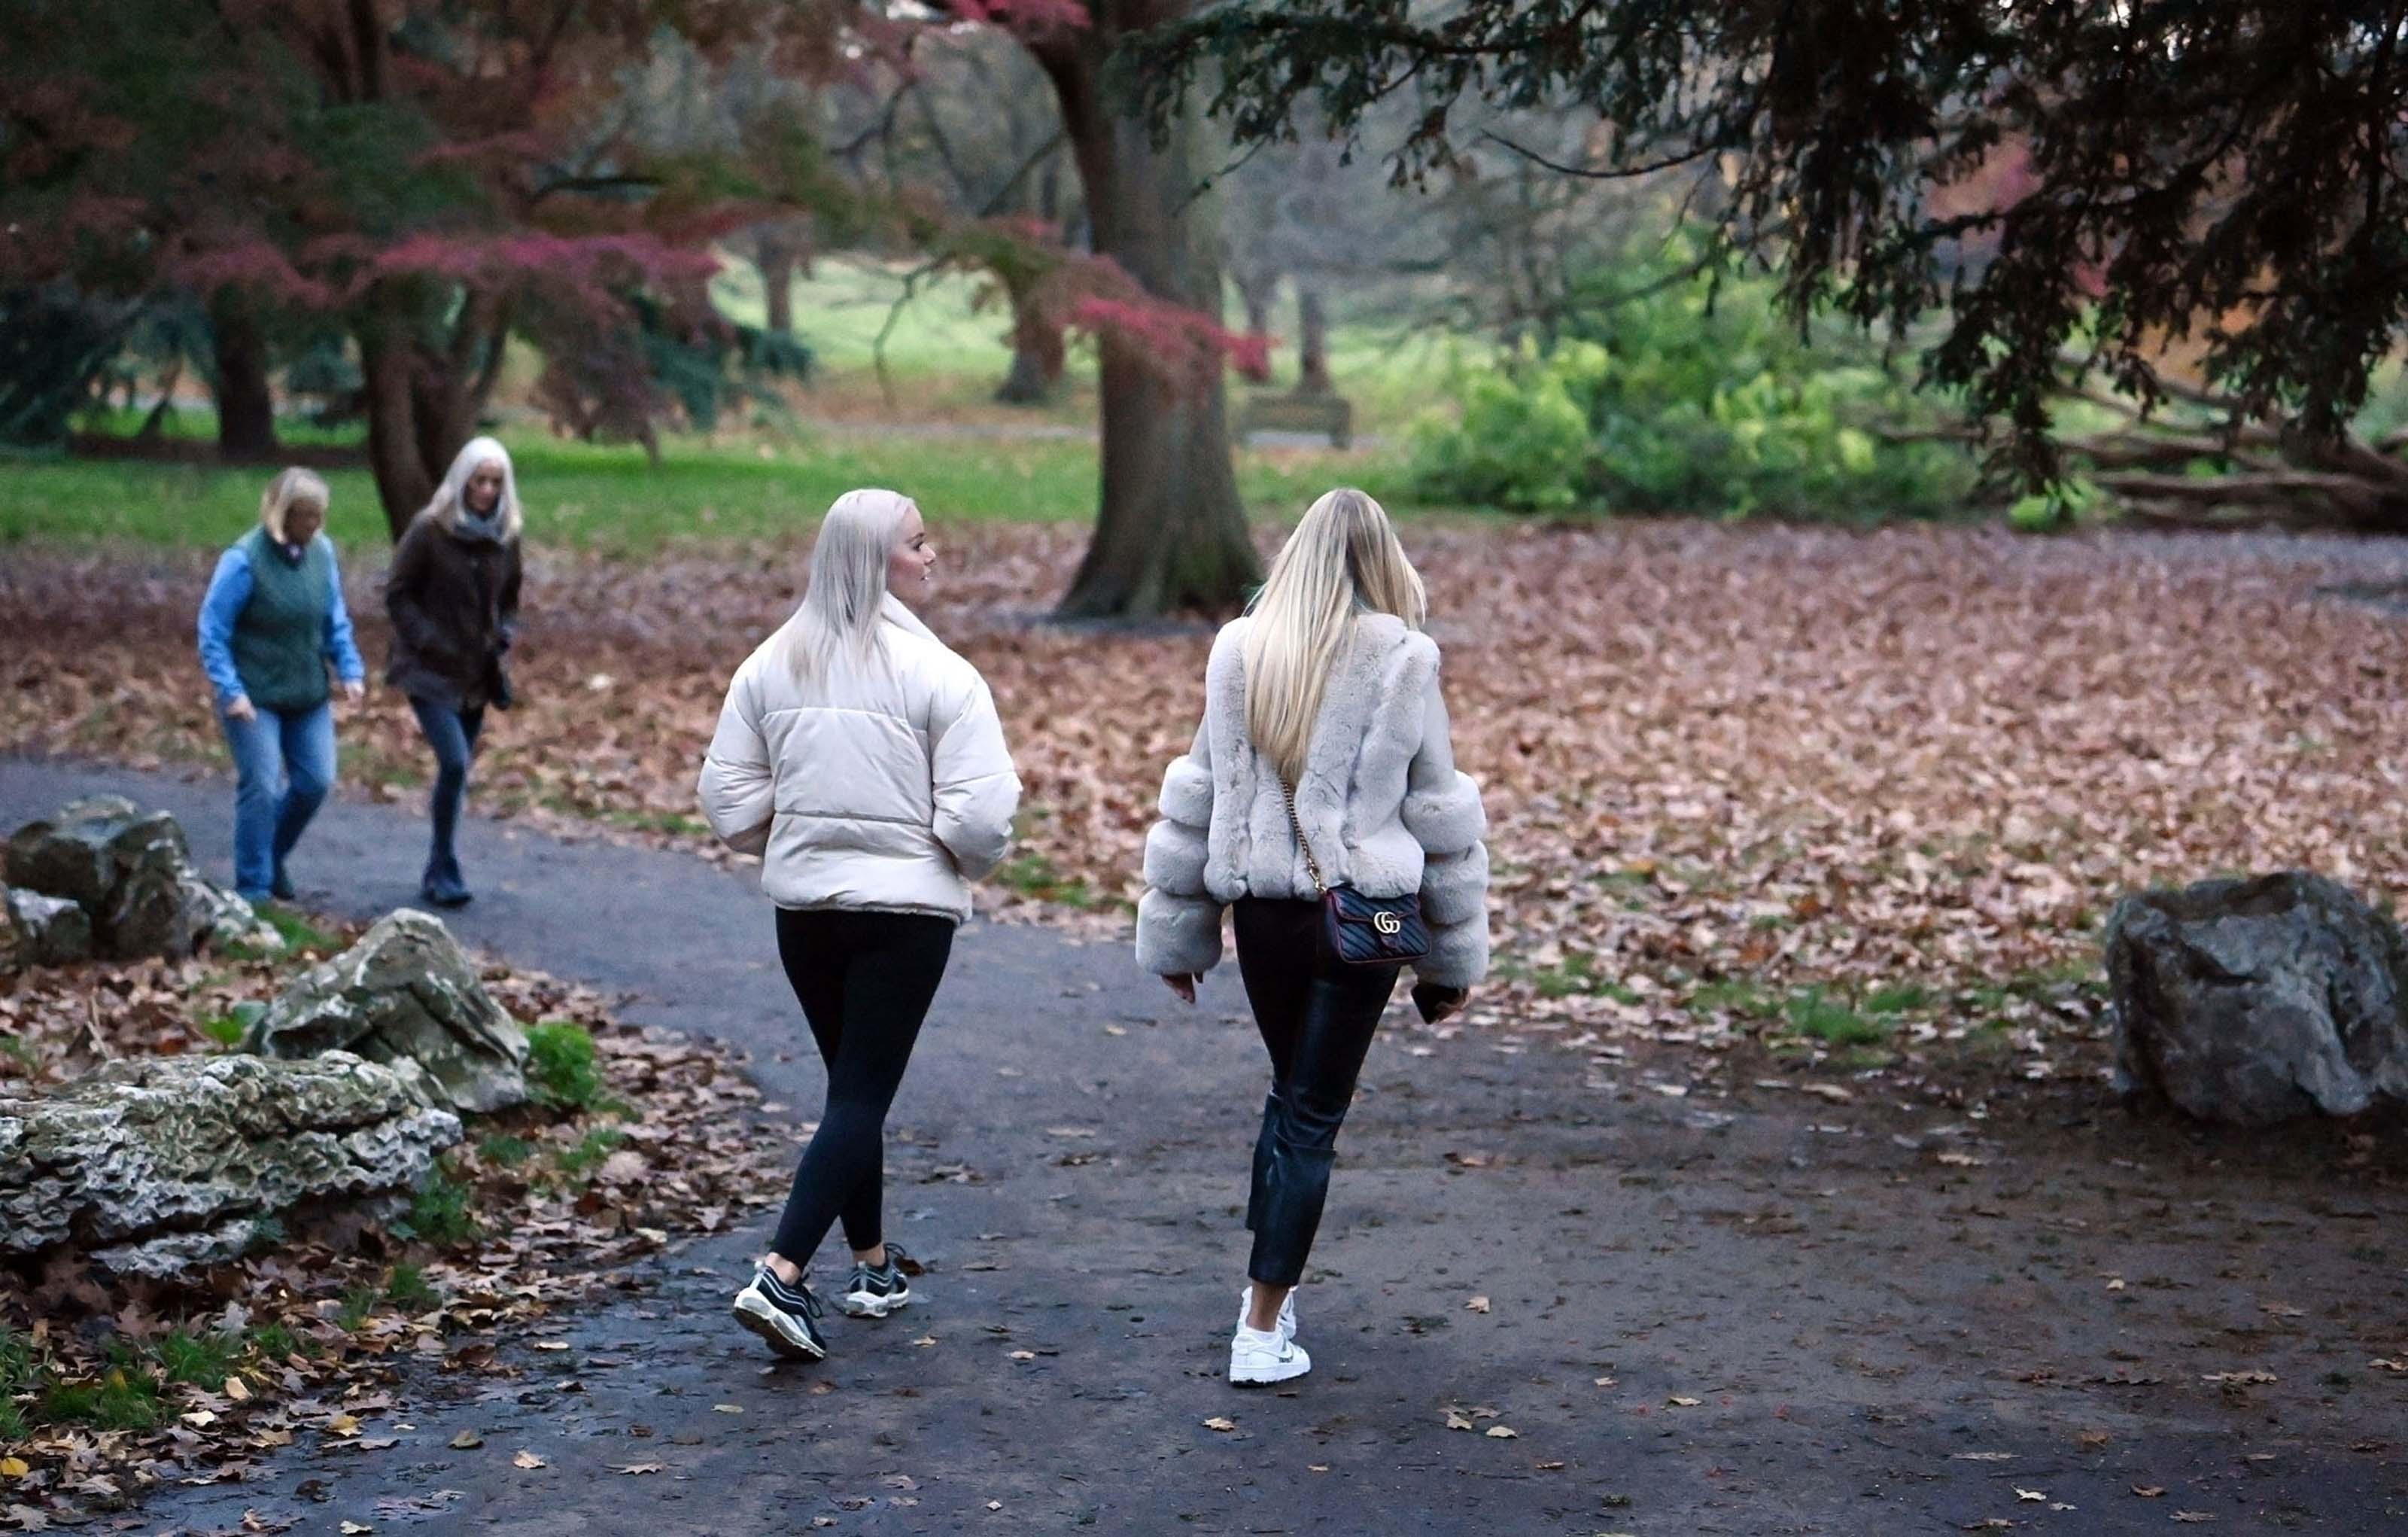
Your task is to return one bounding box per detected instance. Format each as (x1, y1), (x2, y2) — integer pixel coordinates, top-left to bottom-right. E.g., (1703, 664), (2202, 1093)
(1232, 899), (1401, 1288)
(768, 908), (956, 1266)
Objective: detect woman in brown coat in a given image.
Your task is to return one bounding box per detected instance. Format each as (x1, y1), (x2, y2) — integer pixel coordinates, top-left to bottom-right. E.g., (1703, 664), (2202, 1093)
(385, 436), (524, 908)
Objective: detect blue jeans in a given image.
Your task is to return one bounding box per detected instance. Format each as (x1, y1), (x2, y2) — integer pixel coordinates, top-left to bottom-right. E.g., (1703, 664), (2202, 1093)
(409, 696), (485, 897)
(217, 701), (336, 900)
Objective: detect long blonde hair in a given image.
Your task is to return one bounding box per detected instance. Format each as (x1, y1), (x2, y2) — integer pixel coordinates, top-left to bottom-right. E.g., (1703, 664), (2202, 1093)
(422, 436), (524, 540)
(259, 467), (330, 544)
(1243, 488), (1427, 786)
(780, 488), (917, 685)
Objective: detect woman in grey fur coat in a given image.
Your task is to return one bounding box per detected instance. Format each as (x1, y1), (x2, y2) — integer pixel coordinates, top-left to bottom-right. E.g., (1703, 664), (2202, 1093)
(1138, 487), (1491, 1387)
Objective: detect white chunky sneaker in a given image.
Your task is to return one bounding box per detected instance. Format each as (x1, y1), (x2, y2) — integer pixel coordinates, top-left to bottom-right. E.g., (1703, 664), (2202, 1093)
(1236, 1286), (1298, 1342)
(1228, 1323), (1311, 1386)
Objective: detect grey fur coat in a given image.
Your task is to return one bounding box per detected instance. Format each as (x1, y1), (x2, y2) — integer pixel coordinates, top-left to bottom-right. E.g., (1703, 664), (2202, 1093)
(1135, 613), (1491, 988)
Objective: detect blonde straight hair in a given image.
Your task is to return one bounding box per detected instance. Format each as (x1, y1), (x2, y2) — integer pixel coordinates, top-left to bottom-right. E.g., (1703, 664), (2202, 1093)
(1243, 487), (1427, 787)
(259, 467), (330, 544)
(780, 488), (917, 686)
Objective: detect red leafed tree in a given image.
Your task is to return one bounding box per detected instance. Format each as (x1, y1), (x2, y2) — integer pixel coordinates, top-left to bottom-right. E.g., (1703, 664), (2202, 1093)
(2, 0), (847, 538)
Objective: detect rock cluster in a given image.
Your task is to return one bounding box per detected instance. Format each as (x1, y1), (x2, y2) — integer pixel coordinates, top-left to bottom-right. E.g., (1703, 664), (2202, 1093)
(0, 1052), (461, 1276)
(4, 796), (278, 967)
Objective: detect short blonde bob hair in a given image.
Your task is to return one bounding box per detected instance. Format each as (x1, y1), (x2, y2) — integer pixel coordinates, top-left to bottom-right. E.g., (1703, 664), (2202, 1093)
(260, 467), (331, 545)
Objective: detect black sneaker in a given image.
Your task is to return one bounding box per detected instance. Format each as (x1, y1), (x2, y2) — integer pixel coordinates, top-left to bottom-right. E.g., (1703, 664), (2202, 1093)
(270, 866), (296, 902)
(731, 1264), (827, 1359)
(841, 1243), (914, 1318)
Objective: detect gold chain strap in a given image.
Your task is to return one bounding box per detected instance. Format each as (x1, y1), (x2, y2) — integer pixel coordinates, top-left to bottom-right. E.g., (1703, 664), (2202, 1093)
(1279, 778), (1329, 896)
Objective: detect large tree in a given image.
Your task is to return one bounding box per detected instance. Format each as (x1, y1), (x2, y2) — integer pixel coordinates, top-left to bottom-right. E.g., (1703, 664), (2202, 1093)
(1013, 1), (1261, 616)
(1138, 2), (2408, 510)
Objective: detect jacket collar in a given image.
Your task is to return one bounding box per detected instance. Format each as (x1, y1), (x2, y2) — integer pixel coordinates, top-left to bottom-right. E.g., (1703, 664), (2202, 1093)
(880, 593), (940, 644)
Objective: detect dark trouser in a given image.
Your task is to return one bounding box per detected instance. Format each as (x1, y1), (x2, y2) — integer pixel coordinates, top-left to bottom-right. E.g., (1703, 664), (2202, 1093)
(408, 696), (485, 898)
(768, 907), (956, 1266)
(1233, 898), (1400, 1289)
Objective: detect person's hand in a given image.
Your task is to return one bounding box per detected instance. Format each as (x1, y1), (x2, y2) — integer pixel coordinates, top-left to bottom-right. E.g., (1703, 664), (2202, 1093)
(342, 680), (366, 704)
(1161, 973), (1197, 1005)
(225, 695), (256, 723)
(1411, 982), (1470, 1025)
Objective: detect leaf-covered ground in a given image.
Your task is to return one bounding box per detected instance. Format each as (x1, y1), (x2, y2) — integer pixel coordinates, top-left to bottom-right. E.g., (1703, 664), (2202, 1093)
(0, 918), (781, 1525)
(7, 522), (2405, 1113)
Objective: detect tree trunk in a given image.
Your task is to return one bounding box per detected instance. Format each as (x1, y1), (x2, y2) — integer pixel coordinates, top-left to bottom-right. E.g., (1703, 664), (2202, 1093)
(1233, 265), (1278, 384)
(759, 233), (798, 336)
(1294, 283), (1332, 396)
(357, 300), (435, 541)
(995, 269), (1066, 405)
(208, 289), (279, 460)
(354, 282), (507, 540)
(1033, 4), (1260, 619)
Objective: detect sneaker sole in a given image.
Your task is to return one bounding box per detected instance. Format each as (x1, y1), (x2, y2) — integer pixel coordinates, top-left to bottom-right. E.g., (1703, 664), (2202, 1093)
(731, 1291), (825, 1360)
(840, 1288), (911, 1319)
(1223, 1368), (1319, 1397)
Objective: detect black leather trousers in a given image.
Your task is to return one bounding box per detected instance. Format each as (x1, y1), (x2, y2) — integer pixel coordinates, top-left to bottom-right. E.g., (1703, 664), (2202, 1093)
(1232, 899), (1401, 1288)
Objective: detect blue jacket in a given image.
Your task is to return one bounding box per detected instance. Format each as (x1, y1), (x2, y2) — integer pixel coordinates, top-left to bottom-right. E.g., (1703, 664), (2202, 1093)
(196, 534), (366, 711)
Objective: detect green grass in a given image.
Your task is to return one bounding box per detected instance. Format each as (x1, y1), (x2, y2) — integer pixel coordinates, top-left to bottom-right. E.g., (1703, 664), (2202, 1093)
(1862, 983), (1934, 1015)
(992, 850), (1107, 911)
(385, 1262), (439, 1313)
(393, 1164), (479, 1247)
(0, 423), (1418, 554)
(555, 1126), (627, 1181)
(1512, 949), (1640, 1003)
(154, 1329), (242, 1388)
(336, 1283), (381, 1331)
(41, 1345), (163, 1431)
(1783, 987), (1893, 1049)
(248, 1322), (303, 1362)
(257, 908), (341, 954)
(525, 1021), (605, 1112)
(1687, 978), (1777, 1018)
(711, 254), (1460, 431)
(195, 1014), (249, 1047)
(477, 1134), (536, 1167)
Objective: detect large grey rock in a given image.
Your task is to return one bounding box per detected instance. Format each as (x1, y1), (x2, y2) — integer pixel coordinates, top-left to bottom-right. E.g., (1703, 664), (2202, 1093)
(2106, 872), (2408, 1126)
(0, 1052), (461, 1277)
(2, 887), (92, 971)
(247, 910), (530, 1115)
(5, 796), (253, 961)
(4, 794), (139, 906)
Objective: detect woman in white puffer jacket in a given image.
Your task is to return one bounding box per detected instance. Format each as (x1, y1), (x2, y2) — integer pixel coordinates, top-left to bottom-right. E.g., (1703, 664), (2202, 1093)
(1139, 487), (1490, 1388)
(700, 488), (1019, 1362)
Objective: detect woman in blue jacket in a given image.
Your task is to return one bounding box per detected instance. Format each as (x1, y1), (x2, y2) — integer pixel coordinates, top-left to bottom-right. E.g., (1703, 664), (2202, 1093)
(196, 468), (366, 902)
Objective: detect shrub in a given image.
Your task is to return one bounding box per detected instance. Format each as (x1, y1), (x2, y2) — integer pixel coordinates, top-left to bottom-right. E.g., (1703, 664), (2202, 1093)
(1409, 246), (1981, 521)
(524, 1021), (604, 1110)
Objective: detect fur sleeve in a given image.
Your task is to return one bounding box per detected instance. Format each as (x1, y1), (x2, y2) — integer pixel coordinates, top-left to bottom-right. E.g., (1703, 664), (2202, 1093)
(1403, 653), (1490, 987)
(1135, 707), (1224, 974)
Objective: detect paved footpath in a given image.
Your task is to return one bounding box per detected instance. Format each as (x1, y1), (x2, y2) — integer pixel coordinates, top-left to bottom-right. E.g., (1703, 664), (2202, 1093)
(4, 760), (2403, 1535)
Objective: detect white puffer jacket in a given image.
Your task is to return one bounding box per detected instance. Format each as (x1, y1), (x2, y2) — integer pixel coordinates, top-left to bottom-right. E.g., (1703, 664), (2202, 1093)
(698, 596), (1020, 922)
(1136, 613), (1491, 988)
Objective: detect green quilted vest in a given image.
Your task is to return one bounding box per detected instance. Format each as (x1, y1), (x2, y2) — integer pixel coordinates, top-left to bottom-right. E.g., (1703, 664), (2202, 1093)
(230, 526), (334, 713)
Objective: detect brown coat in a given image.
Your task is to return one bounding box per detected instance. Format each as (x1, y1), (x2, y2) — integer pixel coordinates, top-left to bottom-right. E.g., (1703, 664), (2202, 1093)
(383, 510), (522, 709)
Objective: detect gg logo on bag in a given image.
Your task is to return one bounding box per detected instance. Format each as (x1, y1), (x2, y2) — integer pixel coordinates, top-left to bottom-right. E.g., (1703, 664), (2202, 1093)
(1373, 910), (1403, 936)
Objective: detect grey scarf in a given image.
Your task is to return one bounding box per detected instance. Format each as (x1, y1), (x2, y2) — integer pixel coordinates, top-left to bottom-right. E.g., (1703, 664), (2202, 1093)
(451, 504), (509, 546)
